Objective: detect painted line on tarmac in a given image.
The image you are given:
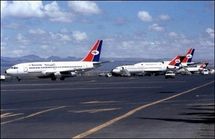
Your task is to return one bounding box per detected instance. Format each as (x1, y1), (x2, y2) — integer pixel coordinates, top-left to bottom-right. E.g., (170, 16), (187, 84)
(69, 108), (121, 114)
(72, 80), (214, 139)
(1, 86), (162, 92)
(1, 113), (23, 119)
(81, 100), (119, 104)
(1, 106), (66, 125)
(1, 80), (185, 87)
(1, 105), (65, 111)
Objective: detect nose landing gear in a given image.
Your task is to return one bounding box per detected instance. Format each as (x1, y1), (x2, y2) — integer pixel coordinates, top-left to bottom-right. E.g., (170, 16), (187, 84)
(16, 77), (21, 82)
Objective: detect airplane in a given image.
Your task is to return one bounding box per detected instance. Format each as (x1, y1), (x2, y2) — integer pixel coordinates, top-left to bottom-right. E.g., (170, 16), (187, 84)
(153, 48), (209, 75)
(177, 48), (209, 74)
(5, 40), (103, 81)
(111, 55), (184, 77)
(179, 62), (209, 74)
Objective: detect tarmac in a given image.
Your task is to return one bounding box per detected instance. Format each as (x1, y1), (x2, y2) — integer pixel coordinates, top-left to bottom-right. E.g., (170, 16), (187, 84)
(1, 74), (214, 138)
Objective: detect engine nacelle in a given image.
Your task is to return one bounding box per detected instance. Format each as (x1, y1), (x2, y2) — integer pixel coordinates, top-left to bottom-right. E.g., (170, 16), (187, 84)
(167, 65), (179, 70)
(54, 71), (61, 77)
(71, 72), (77, 76)
(42, 71), (48, 75)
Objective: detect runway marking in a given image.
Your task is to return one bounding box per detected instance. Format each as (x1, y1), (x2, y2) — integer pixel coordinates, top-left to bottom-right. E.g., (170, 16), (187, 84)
(1, 105), (65, 111)
(81, 101), (118, 104)
(1, 113), (23, 119)
(1, 106), (66, 125)
(72, 80), (214, 139)
(1, 81), (185, 87)
(69, 108), (121, 114)
(25, 106), (66, 118)
(1, 86), (162, 92)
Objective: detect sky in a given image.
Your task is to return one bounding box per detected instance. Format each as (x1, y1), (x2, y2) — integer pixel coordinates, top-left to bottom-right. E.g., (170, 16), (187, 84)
(1, 1), (214, 60)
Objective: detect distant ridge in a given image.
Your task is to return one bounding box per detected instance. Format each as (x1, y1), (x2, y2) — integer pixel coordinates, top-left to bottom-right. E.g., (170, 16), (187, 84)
(1, 55), (214, 68)
(1, 55), (79, 67)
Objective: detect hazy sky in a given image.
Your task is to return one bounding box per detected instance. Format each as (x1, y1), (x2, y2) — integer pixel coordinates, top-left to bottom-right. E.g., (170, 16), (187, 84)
(1, 1), (214, 60)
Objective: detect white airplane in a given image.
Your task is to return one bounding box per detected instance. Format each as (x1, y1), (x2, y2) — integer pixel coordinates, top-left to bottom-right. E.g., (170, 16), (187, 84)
(177, 48), (209, 74)
(5, 40), (103, 81)
(111, 55), (184, 76)
(180, 62), (208, 74)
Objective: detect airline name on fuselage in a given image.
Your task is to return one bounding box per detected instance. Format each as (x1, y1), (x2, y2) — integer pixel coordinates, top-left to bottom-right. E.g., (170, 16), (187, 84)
(30, 63), (55, 67)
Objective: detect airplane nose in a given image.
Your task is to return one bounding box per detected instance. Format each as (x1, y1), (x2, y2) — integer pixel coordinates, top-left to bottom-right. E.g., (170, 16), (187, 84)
(111, 69), (115, 73)
(5, 70), (7, 74)
(111, 69), (119, 73)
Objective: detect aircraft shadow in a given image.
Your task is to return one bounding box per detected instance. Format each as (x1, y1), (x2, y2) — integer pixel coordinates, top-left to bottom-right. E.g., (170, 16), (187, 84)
(138, 104), (215, 124)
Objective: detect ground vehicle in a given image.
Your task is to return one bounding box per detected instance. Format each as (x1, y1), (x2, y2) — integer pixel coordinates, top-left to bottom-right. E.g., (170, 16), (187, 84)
(165, 71), (176, 79)
(201, 69), (209, 75)
(0, 75), (6, 81)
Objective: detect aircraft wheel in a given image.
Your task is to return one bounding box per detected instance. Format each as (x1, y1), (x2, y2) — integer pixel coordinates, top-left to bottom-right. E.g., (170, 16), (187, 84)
(60, 77), (65, 80)
(51, 77), (56, 81)
(17, 77), (21, 82)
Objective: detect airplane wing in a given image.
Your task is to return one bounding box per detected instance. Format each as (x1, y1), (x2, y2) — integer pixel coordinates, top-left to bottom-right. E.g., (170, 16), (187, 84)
(41, 68), (79, 76)
(93, 60), (112, 67)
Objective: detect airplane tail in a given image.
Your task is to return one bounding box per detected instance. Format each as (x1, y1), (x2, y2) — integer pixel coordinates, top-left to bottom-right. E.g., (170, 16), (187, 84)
(82, 40), (103, 62)
(182, 48), (195, 63)
(200, 63), (208, 69)
(168, 56), (184, 67)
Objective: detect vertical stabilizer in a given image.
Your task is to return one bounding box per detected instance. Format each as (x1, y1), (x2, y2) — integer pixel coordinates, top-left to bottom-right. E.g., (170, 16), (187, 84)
(82, 40), (103, 62)
(182, 48), (195, 63)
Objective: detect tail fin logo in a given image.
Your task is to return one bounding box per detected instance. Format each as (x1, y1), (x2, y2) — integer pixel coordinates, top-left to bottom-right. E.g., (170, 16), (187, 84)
(186, 54), (192, 59)
(91, 50), (99, 55)
(168, 56), (183, 67)
(182, 48), (195, 63)
(175, 59), (181, 64)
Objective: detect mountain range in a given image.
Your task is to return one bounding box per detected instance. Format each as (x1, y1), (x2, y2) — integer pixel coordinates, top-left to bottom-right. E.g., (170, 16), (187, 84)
(1, 54), (214, 71)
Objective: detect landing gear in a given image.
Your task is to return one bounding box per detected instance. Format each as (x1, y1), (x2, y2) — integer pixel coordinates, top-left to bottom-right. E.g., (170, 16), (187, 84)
(51, 76), (56, 81)
(60, 77), (65, 80)
(16, 77), (21, 82)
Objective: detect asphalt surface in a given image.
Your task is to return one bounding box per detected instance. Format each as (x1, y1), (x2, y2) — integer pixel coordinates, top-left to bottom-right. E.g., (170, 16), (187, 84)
(1, 75), (214, 138)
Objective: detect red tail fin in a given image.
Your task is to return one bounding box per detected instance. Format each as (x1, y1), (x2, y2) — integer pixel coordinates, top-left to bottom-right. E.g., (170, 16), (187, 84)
(169, 56), (182, 66)
(182, 48), (195, 63)
(82, 40), (103, 62)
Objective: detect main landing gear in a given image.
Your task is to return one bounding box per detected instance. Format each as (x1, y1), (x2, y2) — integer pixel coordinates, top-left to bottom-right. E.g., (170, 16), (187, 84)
(51, 76), (65, 81)
(16, 77), (21, 82)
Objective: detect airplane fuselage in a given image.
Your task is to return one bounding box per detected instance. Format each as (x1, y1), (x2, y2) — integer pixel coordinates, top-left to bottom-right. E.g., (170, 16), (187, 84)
(112, 61), (171, 76)
(6, 61), (96, 79)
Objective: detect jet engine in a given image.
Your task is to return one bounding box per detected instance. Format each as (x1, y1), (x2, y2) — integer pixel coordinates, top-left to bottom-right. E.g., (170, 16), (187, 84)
(70, 72), (77, 76)
(54, 71), (61, 77)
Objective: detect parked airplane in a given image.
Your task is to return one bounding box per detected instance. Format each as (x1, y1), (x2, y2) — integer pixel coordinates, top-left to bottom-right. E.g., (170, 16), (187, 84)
(179, 62), (208, 74)
(111, 56), (184, 76)
(177, 48), (209, 74)
(5, 40), (103, 81)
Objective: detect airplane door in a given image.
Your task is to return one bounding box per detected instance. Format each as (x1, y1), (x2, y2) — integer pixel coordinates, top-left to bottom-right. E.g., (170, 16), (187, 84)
(24, 67), (28, 73)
